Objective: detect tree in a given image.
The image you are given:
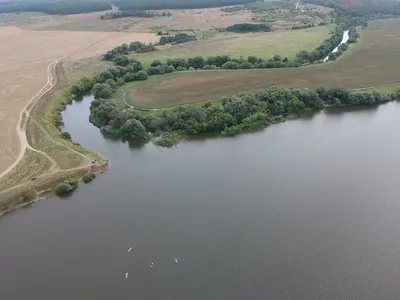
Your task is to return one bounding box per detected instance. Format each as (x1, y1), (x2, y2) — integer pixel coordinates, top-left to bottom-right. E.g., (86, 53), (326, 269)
(119, 119), (149, 141)
(71, 84), (81, 95)
(123, 72), (136, 82)
(273, 54), (282, 61)
(82, 172), (96, 183)
(296, 50), (310, 63)
(221, 61), (239, 69)
(151, 60), (162, 67)
(134, 70), (148, 81)
(188, 56), (205, 69)
(247, 56), (258, 64)
(61, 131), (71, 140)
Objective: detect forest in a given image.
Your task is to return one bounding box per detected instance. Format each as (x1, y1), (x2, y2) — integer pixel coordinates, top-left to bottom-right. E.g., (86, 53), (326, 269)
(0, 0), (257, 14)
(89, 86), (399, 146)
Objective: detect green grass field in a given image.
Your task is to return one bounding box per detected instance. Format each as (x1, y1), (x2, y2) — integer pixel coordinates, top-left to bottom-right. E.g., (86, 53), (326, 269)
(0, 12), (47, 22)
(126, 19), (400, 108)
(133, 24), (335, 67)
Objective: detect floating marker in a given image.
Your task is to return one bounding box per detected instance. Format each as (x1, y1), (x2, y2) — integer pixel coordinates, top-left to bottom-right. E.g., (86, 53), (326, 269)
(128, 247), (132, 252)
(125, 272), (128, 279)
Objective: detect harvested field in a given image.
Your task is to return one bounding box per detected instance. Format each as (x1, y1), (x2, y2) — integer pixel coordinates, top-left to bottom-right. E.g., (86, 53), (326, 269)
(0, 25), (157, 178)
(20, 8), (253, 32)
(134, 25), (334, 66)
(129, 19), (400, 108)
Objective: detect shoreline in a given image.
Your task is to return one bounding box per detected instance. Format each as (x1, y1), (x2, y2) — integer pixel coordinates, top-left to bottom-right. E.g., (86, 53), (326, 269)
(0, 61), (109, 216)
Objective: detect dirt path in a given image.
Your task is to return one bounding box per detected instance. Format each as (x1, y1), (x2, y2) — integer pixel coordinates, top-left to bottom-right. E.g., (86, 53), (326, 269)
(0, 58), (62, 180)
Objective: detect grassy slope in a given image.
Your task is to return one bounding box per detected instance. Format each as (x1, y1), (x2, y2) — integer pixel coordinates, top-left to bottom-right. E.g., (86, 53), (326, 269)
(133, 24), (335, 67)
(126, 19), (400, 108)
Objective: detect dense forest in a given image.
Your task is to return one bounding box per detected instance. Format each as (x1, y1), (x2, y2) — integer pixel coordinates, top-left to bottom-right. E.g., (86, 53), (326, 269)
(88, 86), (399, 146)
(0, 0), (257, 14)
(304, 0), (400, 16)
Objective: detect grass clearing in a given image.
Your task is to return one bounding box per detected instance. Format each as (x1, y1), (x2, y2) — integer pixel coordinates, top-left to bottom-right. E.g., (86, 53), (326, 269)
(127, 19), (400, 108)
(133, 25), (335, 66)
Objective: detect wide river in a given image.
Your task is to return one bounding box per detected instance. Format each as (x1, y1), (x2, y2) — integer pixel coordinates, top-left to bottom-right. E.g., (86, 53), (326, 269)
(2, 95), (400, 299)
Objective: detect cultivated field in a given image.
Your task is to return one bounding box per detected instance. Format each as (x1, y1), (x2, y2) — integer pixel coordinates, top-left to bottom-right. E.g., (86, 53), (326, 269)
(0, 25), (158, 196)
(128, 19), (400, 108)
(133, 24), (334, 66)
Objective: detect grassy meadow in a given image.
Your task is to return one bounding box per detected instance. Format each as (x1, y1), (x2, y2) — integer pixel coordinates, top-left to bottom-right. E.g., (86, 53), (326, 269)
(126, 19), (400, 108)
(133, 24), (335, 66)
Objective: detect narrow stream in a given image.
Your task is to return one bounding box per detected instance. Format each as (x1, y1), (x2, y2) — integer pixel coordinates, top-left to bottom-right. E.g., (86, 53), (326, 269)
(324, 30), (350, 62)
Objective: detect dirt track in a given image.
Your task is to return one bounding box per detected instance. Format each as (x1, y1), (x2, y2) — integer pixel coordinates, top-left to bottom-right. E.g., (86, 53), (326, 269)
(0, 26), (158, 178)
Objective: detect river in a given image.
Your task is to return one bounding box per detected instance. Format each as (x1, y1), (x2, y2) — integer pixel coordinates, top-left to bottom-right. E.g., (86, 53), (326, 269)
(324, 30), (350, 62)
(2, 95), (400, 299)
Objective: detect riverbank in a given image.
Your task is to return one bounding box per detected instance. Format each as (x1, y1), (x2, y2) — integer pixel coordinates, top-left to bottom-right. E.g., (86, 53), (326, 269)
(0, 61), (109, 215)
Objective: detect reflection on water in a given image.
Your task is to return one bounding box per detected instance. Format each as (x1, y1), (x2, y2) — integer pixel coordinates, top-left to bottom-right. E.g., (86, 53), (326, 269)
(1, 95), (400, 300)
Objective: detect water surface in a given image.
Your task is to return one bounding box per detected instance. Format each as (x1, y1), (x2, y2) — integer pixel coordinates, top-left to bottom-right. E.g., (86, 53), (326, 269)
(324, 30), (350, 62)
(1, 96), (400, 299)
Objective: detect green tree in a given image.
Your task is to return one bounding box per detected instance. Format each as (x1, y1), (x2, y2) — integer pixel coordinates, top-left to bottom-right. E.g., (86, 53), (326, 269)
(119, 119), (149, 141)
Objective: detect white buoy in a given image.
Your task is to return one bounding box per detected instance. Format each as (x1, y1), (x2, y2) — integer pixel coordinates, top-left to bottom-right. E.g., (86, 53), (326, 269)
(128, 247), (132, 252)
(125, 272), (129, 279)
(151, 262), (154, 268)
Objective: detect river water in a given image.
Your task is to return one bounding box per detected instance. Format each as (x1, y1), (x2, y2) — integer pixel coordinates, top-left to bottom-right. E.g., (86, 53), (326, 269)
(324, 30), (350, 62)
(2, 95), (400, 299)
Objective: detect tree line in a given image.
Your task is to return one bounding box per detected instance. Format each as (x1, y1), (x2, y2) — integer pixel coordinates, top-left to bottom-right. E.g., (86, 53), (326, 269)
(158, 33), (197, 45)
(70, 26), (360, 99)
(103, 42), (156, 64)
(101, 10), (158, 20)
(225, 23), (271, 33)
(89, 86), (400, 146)
(0, 0), (257, 14)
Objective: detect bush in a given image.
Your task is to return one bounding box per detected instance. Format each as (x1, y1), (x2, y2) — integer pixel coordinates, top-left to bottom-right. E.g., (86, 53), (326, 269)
(17, 195), (31, 204)
(82, 172), (96, 183)
(55, 178), (78, 196)
(176, 66), (187, 71)
(154, 133), (181, 147)
(55, 182), (74, 196)
(60, 131), (72, 140)
(221, 61), (239, 69)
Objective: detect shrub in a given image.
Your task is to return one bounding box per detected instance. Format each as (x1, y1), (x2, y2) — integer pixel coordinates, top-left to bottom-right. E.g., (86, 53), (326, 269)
(17, 195), (31, 204)
(55, 182), (74, 196)
(154, 133), (181, 147)
(176, 66), (187, 71)
(61, 131), (72, 140)
(82, 172), (96, 183)
(55, 178), (78, 196)
(221, 61), (239, 69)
